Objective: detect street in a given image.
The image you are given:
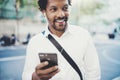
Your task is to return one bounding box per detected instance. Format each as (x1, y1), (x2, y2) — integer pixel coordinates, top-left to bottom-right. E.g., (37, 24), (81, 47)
(0, 45), (26, 80)
(0, 40), (120, 80)
(95, 40), (120, 80)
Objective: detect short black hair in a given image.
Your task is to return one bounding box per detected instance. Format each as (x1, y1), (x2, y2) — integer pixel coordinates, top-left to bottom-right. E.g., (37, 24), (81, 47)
(38, 0), (71, 11)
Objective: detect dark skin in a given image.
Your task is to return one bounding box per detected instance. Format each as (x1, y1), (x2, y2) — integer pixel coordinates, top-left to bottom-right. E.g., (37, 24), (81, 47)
(32, 62), (59, 80)
(43, 0), (69, 37)
(32, 0), (69, 80)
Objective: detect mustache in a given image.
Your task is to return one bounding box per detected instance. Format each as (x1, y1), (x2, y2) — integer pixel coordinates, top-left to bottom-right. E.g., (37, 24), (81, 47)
(54, 17), (68, 22)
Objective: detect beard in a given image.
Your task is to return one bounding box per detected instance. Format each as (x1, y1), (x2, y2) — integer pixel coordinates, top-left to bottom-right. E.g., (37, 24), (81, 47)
(52, 16), (68, 32)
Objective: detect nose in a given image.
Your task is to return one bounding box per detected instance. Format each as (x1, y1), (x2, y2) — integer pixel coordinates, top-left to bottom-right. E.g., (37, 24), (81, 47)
(56, 10), (65, 18)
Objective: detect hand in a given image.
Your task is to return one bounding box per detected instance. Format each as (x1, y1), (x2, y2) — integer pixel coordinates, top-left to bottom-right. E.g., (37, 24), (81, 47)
(32, 61), (60, 80)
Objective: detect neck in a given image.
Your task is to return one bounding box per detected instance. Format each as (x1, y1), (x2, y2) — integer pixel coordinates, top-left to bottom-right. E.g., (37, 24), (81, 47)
(48, 27), (65, 37)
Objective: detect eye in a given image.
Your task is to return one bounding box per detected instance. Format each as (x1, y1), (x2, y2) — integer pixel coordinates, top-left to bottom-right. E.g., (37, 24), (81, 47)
(50, 7), (57, 12)
(63, 5), (68, 11)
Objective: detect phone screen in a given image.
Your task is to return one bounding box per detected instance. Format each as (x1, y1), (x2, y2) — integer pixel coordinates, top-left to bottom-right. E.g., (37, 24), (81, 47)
(38, 53), (58, 69)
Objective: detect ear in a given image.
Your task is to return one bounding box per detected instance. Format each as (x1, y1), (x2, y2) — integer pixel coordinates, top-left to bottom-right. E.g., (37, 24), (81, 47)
(41, 10), (46, 17)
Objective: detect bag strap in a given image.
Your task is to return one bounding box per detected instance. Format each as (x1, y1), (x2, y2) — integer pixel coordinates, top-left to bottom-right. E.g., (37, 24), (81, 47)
(47, 34), (83, 80)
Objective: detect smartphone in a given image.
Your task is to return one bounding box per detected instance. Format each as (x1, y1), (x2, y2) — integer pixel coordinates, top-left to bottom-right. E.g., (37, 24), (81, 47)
(38, 53), (58, 69)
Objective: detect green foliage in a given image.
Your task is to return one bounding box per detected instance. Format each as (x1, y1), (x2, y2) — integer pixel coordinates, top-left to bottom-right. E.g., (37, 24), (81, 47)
(19, 0), (24, 7)
(80, 2), (105, 15)
(14, 0), (38, 8)
(0, 0), (4, 4)
(22, 0), (37, 7)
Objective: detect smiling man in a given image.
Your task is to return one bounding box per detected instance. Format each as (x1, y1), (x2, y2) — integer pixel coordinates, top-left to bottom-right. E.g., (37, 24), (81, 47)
(43, 0), (69, 37)
(22, 0), (101, 80)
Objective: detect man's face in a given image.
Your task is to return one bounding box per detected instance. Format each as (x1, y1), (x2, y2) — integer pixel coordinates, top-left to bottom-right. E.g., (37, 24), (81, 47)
(44, 0), (69, 32)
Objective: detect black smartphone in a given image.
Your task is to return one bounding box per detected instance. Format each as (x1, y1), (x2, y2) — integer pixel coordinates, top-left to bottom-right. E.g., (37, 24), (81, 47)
(38, 53), (58, 69)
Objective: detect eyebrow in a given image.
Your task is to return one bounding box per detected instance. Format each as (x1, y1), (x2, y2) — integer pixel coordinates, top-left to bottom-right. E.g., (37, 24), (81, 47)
(49, 4), (68, 8)
(64, 4), (68, 6)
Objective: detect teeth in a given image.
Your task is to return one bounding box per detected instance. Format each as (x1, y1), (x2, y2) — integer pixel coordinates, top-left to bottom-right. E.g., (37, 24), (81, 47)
(56, 19), (64, 22)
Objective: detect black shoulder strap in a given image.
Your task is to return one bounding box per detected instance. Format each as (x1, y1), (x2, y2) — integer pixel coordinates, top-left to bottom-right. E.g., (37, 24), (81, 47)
(47, 34), (83, 80)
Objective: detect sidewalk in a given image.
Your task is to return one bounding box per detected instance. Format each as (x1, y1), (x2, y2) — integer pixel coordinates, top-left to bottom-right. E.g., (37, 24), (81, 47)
(0, 18), (46, 41)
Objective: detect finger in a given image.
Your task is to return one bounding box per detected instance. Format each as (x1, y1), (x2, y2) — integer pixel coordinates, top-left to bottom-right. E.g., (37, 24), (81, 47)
(38, 66), (59, 75)
(35, 61), (48, 70)
(36, 66), (58, 76)
(39, 69), (60, 79)
(49, 68), (60, 76)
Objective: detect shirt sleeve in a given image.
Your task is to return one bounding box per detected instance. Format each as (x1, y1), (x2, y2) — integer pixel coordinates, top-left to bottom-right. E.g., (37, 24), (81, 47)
(84, 34), (101, 80)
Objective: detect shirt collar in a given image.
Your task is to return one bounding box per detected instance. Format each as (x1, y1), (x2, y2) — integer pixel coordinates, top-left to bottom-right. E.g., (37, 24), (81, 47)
(43, 24), (70, 38)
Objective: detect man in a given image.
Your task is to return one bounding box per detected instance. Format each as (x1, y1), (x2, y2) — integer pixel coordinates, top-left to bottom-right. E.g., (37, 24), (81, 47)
(22, 0), (101, 80)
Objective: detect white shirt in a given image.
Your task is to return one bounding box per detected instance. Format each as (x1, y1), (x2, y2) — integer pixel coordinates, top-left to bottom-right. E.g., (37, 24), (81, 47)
(22, 25), (101, 80)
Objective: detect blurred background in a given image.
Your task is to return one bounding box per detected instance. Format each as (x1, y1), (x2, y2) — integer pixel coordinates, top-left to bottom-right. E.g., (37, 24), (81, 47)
(0, 0), (120, 80)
